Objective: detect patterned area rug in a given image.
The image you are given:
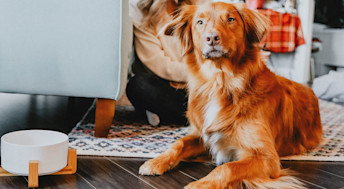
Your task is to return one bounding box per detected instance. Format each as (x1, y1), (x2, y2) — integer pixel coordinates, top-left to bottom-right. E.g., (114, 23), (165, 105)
(68, 100), (344, 161)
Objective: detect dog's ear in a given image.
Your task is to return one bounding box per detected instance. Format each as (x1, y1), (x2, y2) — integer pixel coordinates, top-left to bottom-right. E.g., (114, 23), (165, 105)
(162, 5), (197, 54)
(234, 3), (270, 44)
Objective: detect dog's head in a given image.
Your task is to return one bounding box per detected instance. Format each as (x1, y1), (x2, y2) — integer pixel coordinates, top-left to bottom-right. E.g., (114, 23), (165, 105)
(164, 2), (270, 60)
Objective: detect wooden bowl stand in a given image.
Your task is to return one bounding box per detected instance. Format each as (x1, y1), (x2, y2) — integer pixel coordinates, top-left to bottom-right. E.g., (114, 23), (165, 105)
(0, 148), (77, 188)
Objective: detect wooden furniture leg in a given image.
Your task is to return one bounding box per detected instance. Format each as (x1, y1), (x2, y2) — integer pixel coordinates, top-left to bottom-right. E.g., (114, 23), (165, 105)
(28, 161), (39, 188)
(94, 99), (116, 138)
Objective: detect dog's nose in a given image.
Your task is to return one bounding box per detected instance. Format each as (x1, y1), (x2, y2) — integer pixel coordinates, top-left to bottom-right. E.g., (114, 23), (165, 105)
(206, 32), (220, 46)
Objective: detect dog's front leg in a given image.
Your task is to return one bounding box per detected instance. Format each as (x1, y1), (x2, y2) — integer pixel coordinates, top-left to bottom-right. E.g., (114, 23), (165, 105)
(185, 154), (281, 189)
(185, 123), (282, 189)
(139, 134), (205, 175)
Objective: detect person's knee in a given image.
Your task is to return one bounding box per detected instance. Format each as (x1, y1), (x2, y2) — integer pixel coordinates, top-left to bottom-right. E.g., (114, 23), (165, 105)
(126, 74), (156, 95)
(126, 74), (159, 107)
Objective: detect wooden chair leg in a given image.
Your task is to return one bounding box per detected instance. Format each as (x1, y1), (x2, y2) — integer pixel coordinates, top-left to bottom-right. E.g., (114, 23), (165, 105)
(28, 161), (39, 188)
(94, 99), (116, 138)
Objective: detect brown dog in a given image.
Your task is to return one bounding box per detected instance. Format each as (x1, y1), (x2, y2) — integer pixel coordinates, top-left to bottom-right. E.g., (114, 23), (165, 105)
(139, 2), (322, 188)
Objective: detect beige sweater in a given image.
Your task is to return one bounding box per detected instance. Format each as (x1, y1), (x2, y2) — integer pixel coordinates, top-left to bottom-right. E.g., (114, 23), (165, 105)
(129, 0), (188, 82)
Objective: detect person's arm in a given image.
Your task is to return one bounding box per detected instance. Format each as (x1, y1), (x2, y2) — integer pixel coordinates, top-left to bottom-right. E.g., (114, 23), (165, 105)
(133, 24), (188, 82)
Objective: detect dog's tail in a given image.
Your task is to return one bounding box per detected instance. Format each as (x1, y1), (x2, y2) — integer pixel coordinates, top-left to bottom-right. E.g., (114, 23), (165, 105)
(231, 169), (307, 189)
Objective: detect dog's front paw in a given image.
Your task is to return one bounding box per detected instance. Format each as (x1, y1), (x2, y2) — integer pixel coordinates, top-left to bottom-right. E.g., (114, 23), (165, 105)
(185, 169), (228, 189)
(139, 157), (171, 175)
(185, 179), (217, 189)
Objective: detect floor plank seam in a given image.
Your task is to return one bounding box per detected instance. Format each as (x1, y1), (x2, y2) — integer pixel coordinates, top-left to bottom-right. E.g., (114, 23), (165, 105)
(106, 157), (158, 189)
(298, 178), (326, 189)
(76, 172), (97, 189)
(178, 171), (198, 181)
(315, 168), (344, 179)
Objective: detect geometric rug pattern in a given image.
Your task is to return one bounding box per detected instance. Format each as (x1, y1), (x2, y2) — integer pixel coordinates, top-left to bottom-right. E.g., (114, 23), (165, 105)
(69, 100), (344, 161)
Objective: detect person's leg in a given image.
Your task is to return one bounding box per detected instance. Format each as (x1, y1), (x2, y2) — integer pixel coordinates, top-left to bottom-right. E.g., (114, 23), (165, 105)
(126, 73), (188, 125)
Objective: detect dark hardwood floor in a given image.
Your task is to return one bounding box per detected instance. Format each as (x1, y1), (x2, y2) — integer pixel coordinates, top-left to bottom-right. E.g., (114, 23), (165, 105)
(0, 93), (343, 189)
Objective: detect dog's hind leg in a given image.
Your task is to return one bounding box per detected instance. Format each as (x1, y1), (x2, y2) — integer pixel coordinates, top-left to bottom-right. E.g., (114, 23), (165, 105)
(139, 134), (205, 175)
(185, 146), (304, 189)
(185, 155), (280, 189)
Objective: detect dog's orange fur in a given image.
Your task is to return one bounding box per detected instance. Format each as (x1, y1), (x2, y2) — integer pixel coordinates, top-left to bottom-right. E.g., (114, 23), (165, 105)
(139, 2), (322, 188)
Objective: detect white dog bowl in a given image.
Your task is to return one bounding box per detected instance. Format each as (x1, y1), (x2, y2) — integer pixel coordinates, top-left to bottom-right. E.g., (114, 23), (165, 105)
(1, 130), (68, 176)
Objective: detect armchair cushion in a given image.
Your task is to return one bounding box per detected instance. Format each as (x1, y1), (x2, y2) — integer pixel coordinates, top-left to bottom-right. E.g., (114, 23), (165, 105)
(0, 0), (132, 100)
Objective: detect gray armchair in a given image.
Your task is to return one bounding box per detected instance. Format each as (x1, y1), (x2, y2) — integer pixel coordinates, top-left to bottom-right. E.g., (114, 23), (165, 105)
(0, 0), (132, 137)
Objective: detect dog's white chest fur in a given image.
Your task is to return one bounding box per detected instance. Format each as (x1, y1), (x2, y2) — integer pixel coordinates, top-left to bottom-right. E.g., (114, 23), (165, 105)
(201, 62), (222, 128)
(203, 132), (239, 165)
(203, 98), (221, 128)
(190, 60), (242, 165)
(202, 91), (238, 165)
(200, 60), (221, 79)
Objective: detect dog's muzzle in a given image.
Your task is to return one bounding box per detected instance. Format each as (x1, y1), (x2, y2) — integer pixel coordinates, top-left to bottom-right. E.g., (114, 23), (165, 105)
(202, 32), (229, 59)
(202, 46), (228, 59)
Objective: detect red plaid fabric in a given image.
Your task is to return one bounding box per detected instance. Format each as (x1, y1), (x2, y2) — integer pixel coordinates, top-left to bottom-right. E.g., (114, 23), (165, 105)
(258, 9), (305, 53)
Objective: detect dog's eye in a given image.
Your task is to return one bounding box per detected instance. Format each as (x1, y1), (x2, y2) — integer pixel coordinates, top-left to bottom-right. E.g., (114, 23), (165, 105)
(197, 20), (203, 25)
(228, 17), (235, 22)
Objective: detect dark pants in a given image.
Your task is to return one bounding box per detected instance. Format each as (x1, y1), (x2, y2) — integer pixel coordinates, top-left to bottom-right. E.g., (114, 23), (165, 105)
(126, 62), (188, 125)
